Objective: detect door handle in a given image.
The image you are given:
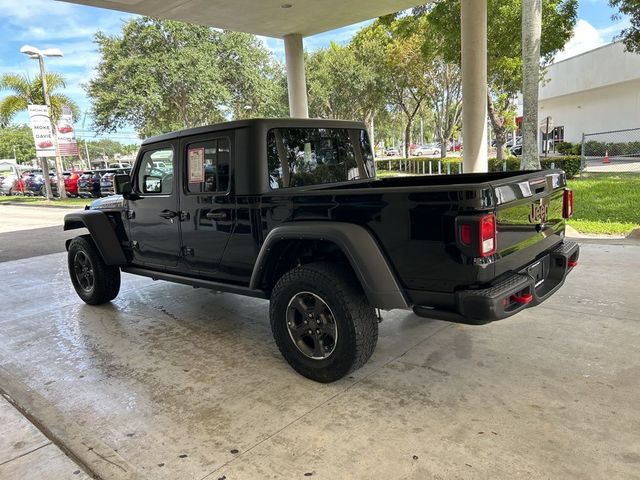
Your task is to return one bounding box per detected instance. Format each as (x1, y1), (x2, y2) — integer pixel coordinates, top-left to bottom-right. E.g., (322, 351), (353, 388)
(205, 211), (228, 220)
(159, 209), (178, 219)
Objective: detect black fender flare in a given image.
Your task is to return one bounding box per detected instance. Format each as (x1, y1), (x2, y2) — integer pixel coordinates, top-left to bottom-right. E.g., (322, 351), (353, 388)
(64, 210), (127, 266)
(250, 222), (408, 310)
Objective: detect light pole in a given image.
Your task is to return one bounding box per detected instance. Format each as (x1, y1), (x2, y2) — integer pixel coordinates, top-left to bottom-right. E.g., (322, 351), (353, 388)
(20, 44), (68, 200)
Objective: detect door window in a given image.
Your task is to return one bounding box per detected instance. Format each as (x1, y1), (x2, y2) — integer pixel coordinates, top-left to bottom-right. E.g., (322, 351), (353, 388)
(186, 138), (231, 194)
(136, 148), (174, 195)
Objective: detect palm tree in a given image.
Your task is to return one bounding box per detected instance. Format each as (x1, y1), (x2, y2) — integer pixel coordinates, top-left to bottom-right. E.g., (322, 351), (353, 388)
(521, 0), (542, 170)
(0, 72), (79, 127)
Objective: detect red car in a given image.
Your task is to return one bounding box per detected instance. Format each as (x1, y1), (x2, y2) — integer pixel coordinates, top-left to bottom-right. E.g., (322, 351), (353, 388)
(64, 170), (82, 197)
(38, 140), (53, 149)
(58, 124), (74, 134)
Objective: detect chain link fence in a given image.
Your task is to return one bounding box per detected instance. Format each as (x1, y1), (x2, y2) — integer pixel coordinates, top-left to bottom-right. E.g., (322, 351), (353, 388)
(581, 127), (640, 174)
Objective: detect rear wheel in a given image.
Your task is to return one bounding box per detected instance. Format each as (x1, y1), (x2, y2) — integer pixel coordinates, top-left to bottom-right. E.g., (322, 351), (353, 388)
(270, 262), (378, 383)
(68, 235), (121, 305)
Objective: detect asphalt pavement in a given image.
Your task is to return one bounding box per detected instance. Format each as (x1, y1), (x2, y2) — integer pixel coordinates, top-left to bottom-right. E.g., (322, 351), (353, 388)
(0, 206), (85, 262)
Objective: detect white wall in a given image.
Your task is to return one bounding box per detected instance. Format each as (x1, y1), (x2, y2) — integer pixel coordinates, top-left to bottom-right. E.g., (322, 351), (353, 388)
(540, 42), (640, 101)
(539, 79), (640, 143)
(538, 42), (640, 143)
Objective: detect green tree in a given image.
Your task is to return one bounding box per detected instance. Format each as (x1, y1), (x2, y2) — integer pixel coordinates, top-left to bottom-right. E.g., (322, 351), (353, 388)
(609, 0), (640, 52)
(428, 0), (577, 162)
(0, 125), (36, 164)
(0, 72), (79, 127)
(87, 17), (285, 137)
(307, 37), (388, 149)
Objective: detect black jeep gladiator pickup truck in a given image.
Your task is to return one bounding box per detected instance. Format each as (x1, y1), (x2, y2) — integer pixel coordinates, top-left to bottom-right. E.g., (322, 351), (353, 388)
(64, 118), (579, 382)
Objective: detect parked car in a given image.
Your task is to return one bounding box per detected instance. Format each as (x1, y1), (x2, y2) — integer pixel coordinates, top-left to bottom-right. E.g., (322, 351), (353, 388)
(64, 171), (83, 197)
(511, 145), (523, 156)
(385, 147), (400, 157)
(64, 118), (579, 383)
(100, 168), (131, 197)
(77, 171), (103, 198)
(25, 172), (58, 197)
(413, 144), (441, 156)
(109, 162), (132, 169)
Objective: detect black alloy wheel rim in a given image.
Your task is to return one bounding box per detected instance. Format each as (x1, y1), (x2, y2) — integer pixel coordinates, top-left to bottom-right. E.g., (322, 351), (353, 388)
(73, 251), (95, 292)
(286, 291), (338, 360)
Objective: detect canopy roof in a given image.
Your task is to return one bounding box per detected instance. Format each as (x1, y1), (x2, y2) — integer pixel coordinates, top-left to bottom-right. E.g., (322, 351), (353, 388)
(58, 0), (424, 38)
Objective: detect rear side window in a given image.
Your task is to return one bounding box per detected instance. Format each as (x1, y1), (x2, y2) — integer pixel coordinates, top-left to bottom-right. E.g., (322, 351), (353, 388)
(267, 127), (374, 189)
(185, 138), (230, 194)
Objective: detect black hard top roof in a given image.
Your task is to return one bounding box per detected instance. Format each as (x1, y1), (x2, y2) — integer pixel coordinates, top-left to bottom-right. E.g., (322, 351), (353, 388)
(142, 118), (367, 146)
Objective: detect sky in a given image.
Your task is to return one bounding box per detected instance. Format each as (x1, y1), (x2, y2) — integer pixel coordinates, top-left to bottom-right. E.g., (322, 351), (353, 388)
(0, 0), (630, 139)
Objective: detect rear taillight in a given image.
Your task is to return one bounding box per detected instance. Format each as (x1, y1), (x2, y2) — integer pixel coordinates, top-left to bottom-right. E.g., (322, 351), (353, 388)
(458, 213), (497, 257)
(480, 214), (497, 257)
(563, 188), (573, 219)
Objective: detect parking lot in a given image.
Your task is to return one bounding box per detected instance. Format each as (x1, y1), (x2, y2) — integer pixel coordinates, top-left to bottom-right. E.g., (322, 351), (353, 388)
(1, 205), (639, 479)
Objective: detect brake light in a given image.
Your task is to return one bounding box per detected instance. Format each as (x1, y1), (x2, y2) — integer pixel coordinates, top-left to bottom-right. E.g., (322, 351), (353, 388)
(563, 188), (573, 219)
(480, 214), (497, 257)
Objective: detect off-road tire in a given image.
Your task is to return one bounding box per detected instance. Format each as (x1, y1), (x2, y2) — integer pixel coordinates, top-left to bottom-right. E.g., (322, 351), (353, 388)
(270, 262), (378, 383)
(68, 235), (121, 305)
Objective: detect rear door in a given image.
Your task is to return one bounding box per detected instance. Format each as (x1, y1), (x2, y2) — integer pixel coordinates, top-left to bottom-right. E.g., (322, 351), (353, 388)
(178, 132), (235, 277)
(127, 143), (181, 270)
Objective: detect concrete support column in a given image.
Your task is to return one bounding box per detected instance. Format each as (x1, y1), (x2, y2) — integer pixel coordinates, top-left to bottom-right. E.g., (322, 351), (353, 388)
(461, 0), (488, 173)
(284, 33), (309, 118)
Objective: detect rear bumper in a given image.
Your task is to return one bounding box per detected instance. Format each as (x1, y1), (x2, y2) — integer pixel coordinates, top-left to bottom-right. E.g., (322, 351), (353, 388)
(413, 241), (580, 325)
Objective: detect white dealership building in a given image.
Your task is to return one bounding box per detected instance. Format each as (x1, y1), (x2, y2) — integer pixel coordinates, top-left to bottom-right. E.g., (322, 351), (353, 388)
(537, 41), (640, 145)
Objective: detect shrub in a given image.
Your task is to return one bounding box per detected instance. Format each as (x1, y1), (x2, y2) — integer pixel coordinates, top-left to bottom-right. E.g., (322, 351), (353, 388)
(555, 141), (574, 155)
(540, 156), (582, 179)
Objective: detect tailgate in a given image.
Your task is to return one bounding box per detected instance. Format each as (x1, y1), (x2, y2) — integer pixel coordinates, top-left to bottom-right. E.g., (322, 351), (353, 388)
(493, 170), (567, 277)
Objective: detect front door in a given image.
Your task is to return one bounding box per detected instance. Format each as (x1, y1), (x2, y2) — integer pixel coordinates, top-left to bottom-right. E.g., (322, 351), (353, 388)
(179, 133), (234, 277)
(128, 143), (181, 270)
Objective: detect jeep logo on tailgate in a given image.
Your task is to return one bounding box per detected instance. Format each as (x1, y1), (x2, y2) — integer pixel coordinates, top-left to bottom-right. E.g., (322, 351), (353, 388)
(529, 201), (549, 224)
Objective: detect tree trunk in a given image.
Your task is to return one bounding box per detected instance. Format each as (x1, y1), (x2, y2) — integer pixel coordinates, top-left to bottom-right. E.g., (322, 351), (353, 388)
(487, 94), (507, 162)
(365, 111), (375, 157)
(440, 138), (448, 158)
(404, 120), (412, 158)
(521, 0), (542, 169)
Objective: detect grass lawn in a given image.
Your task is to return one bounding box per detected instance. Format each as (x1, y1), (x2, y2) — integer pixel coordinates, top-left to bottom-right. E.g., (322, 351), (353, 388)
(567, 173), (640, 235)
(0, 195), (90, 207)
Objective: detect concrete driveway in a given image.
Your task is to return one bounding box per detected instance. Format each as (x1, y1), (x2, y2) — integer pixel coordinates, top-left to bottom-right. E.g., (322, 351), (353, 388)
(1, 232), (639, 479)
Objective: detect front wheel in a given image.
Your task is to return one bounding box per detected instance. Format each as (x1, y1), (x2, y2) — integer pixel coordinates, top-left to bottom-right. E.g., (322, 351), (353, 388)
(270, 262), (378, 383)
(68, 235), (121, 305)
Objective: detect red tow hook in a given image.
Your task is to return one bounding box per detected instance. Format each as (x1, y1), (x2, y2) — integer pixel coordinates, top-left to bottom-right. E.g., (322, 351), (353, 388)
(568, 260), (578, 267)
(511, 293), (534, 305)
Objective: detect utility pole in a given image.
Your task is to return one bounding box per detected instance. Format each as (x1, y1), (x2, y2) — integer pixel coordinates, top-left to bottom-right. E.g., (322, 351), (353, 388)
(36, 54), (68, 199)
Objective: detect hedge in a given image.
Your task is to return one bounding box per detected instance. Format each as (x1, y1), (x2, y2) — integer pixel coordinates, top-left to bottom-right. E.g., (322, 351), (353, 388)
(376, 155), (582, 179)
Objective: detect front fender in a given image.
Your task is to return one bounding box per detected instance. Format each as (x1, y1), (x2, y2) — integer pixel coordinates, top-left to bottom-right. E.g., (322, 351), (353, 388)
(250, 222), (408, 310)
(64, 210), (127, 266)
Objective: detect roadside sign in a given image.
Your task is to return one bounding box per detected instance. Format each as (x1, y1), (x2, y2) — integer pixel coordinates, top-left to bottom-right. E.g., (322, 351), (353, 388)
(56, 105), (79, 156)
(27, 105), (56, 157)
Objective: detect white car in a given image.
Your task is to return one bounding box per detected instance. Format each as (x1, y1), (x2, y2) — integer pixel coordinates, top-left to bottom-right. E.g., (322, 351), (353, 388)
(414, 144), (441, 156)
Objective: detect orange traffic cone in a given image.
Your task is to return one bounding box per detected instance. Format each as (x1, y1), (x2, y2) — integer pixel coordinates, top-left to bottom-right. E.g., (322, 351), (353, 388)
(603, 150), (610, 164)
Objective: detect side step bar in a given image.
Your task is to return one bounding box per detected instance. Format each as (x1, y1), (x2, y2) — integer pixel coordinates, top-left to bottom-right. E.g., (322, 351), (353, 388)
(121, 266), (268, 299)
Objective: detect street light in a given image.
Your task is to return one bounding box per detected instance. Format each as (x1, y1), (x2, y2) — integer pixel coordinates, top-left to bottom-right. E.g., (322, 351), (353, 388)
(20, 44), (67, 200)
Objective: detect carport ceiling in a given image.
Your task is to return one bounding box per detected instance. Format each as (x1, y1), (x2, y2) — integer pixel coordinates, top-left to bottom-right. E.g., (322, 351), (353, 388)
(58, 0), (425, 37)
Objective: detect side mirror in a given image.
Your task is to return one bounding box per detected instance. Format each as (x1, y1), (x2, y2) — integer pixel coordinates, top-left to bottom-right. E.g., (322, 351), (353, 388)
(114, 173), (133, 197)
(143, 175), (162, 194)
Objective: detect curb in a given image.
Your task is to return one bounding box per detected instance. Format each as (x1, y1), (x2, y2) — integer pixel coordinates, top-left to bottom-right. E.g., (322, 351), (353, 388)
(0, 201), (87, 210)
(0, 366), (145, 480)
